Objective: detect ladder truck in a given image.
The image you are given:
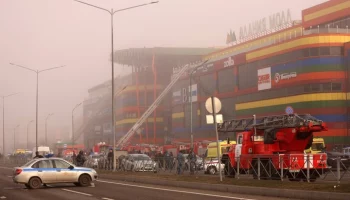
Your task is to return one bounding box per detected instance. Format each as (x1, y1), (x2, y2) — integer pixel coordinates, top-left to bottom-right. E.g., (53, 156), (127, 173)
(218, 114), (329, 182)
(115, 60), (209, 149)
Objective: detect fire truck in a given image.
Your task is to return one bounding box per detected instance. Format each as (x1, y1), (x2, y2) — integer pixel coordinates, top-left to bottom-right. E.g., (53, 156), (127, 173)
(219, 114), (328, 182)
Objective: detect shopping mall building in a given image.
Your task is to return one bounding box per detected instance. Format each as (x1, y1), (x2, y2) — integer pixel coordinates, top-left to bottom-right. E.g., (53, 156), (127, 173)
(171, 0), (350, 149)
(81, 0), (350, 150)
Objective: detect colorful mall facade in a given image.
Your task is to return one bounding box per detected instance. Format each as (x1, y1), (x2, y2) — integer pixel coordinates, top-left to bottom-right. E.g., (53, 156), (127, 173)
(82, 0), (350, 150)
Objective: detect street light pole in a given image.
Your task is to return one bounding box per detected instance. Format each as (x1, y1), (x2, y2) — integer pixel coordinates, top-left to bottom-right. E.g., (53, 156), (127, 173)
(1, 93), (19, 159)
(73, 0), (158, 172)
(72, 103), (82, 153)
(13, 125), (20, 152)
(27, 120), (34, 149)
(189, 61), (208, 148)
(45, 113), (54, 146)
(10, 63), (65, 152)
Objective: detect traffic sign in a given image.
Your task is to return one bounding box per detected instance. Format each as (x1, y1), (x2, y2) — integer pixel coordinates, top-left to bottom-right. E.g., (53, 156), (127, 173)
(285, 106), (294, 114)
(205, 97), (222, 114)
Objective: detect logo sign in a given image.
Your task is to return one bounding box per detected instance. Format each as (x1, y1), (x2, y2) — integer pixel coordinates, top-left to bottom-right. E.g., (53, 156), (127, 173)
(285, 106), (294, 115)
(275, 72), (297, 83)
(258, 67), (271, 91)
(239, 9), (292, 40)
(226, 9), (292, 43)
(223, 57), (234, 68)
(226, 30), (237, 44)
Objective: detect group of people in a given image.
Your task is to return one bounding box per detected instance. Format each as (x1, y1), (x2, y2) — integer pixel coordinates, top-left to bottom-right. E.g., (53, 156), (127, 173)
(177, 149), (197, 175)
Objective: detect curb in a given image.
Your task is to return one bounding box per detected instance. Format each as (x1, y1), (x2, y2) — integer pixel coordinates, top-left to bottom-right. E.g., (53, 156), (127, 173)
(98, 174), (350, 200)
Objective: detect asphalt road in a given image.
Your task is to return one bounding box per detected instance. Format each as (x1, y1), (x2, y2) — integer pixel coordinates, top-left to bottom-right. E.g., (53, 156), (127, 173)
(0, 166), (298, 200)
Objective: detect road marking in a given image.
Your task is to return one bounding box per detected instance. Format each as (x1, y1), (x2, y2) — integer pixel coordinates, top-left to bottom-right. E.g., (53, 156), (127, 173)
(89, 183), (95, 187)
(102, 198), (114, 200)
(97, 180), (255, 200)
(61, 189), (92, 196)
(7, 176), (12, 178)
(0, 196), (6, 199)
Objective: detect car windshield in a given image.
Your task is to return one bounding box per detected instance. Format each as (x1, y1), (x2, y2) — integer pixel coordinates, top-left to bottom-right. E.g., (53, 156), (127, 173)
(133, 155), (151, 161)
(311, 143), (324, 151)
(21, 159), (37, 167)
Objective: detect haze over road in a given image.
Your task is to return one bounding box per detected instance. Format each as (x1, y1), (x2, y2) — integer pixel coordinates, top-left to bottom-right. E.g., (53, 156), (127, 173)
(0, 166), (297, 200)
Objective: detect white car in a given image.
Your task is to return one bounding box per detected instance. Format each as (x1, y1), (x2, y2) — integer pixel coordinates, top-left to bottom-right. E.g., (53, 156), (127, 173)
(13, 158), (98, 189)
(204, 158), (224, 175)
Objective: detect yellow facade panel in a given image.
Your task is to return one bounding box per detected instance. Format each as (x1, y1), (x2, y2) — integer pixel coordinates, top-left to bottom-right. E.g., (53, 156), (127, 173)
(236, 93), (346, 111)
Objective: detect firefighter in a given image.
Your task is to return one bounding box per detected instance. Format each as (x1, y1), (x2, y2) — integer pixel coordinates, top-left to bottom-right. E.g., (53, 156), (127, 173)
(187, 149), (197, 175)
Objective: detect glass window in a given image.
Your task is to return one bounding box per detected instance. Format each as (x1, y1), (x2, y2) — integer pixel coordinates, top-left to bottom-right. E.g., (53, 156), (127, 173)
(54, 160), (71, 168)
(238, 136), (243, 144)
(310, 83), (321, 92)
(199, 73), (216, 95)
(309, 48), (319, 57)
(32, 160), (53, 168)
(238, 63), (257, 90)
(330, 47), (342, 55)
(332, 83), (342, 91)
(303, 48), (310, 57)
(218, 68), (235, 93)
(304, 85), (311, 93)
(320, 47), (330, 55)
(322, 83), (332, 91)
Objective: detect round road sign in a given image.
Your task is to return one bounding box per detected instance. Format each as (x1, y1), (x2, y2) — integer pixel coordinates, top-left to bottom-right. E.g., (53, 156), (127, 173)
(285, 106), (294, 114)
(205, 97), (222, 114)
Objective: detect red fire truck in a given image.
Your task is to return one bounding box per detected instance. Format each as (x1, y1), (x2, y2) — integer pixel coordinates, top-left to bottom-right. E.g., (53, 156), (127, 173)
(219, 114), (328, 182)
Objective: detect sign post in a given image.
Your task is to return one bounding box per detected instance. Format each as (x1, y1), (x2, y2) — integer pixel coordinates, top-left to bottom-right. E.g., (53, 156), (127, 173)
(205, 96), (222, 182)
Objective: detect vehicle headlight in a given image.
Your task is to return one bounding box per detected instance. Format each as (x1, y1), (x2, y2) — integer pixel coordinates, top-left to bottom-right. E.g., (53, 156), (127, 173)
(92, 169), (97, 174)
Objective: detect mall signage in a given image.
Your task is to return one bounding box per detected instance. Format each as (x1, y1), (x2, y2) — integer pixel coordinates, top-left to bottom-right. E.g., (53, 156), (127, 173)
(274, 72), (297, 83)
(226, 9), (292, 44)
(258, 67), (271, 91)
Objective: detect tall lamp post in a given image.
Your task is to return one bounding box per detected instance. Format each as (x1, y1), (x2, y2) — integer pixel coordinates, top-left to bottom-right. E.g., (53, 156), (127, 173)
(27, 120), (34, 149)
(1, 93), (19, 158)
(13, 125), (20, 152)
(189, 61), (209, 148)
(10, 63), (64, 152)
(72, 102), (82, 153)
(45, 113), (54, 146)
(73, 0), (158, 172)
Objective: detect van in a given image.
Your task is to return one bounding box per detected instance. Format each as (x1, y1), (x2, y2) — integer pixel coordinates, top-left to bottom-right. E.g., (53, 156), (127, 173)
(32, 146), (51, 158)
(203, 140), (236, 175)
(205, 140), (236, 158)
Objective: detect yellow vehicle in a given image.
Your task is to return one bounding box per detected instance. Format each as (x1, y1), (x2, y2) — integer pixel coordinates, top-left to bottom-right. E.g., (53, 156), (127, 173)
(205, 140), (236, 158)
(304, 137), (325, 154)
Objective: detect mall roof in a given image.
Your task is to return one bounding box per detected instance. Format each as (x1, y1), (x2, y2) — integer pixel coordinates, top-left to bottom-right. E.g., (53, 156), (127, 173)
(114, 47), (220, 66)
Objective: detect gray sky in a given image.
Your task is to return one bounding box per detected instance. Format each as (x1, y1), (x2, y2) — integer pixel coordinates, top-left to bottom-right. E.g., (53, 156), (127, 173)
(0, 0), (327, 152)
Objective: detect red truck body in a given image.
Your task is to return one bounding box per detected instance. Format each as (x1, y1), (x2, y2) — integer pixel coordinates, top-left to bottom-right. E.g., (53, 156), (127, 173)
(219, 114), (329, 181)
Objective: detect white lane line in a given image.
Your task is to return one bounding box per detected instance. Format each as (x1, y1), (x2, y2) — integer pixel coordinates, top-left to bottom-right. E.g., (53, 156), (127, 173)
(102, 198), (114, 200)
(61, 189), (92, 196)
(97, 180), (255, 200)
(0, 196), (7, 199)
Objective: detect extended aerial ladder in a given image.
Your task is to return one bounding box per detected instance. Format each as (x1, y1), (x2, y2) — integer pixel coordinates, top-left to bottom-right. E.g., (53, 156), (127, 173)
(217, 114), (327, 133)
(115, 60), (209, 149)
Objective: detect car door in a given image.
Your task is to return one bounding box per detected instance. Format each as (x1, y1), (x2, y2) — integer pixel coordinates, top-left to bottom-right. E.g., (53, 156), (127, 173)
(32, 160), (56, 183)
(53, 159), (78, 182)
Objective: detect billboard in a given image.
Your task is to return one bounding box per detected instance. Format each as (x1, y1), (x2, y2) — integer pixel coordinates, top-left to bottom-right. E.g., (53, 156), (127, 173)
(258, 67), (271, 91)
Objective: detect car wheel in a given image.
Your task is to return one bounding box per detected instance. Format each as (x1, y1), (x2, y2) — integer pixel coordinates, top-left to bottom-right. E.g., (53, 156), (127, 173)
(28, 177), (42, 189)
(208, 167), (217, 175)
(78, 174), (91, 187)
